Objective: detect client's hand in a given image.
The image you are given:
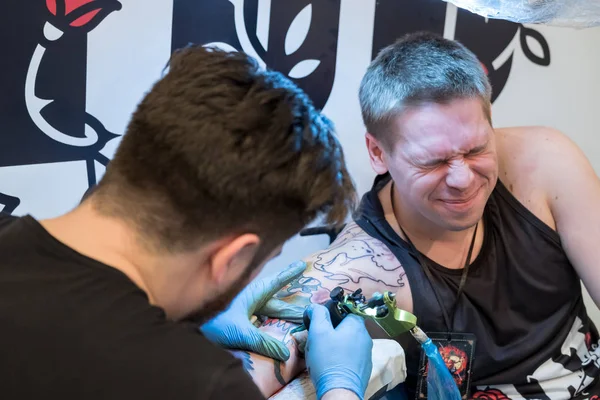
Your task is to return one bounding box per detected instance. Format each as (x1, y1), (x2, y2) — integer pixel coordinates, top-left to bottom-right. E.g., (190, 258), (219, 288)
(305, 304), (374, 400)
(200, 261), (307, 361)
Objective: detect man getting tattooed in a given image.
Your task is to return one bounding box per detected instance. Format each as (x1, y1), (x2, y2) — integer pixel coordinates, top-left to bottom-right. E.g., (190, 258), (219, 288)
(215, 32), (600, 400)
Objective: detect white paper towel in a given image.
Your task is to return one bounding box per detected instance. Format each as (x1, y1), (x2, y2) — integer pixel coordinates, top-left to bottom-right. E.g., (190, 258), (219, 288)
(269, 339), (407, 400)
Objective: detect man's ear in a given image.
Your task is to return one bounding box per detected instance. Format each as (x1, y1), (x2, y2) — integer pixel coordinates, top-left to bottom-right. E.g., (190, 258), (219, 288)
(209, 234), (261, 287)
(365, 132), (389, 175)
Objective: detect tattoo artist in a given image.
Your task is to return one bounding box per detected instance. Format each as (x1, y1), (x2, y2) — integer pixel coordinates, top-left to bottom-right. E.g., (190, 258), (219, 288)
(0, 46), (372, 400)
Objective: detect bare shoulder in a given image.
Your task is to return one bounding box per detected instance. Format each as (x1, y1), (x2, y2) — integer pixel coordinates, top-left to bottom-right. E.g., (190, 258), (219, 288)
(495, 126), (584, 230)
(301, 221), (409, 304)
(495, 126), (550, 193)
(496, 126), (572, 170)
(496, 125), (576, 151)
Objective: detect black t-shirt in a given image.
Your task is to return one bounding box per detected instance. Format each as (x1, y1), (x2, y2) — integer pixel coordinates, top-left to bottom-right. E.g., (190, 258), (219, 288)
(0, 213), (265, 400)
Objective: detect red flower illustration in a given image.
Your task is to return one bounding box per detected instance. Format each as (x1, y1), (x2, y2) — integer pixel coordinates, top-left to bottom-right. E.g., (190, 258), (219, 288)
(472, 388), (510, 400)
(46, 0), (122, 32)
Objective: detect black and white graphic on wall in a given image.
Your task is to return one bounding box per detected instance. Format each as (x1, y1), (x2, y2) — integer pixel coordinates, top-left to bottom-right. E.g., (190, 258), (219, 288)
(0, 0), (122, 215)
(0, 0), (550, 216)
(371, 0), (550, 103)
(172, 0), (341, 111)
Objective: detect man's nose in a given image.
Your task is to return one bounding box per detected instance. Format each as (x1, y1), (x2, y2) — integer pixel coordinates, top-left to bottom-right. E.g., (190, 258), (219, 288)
(445, 159), (474, 191)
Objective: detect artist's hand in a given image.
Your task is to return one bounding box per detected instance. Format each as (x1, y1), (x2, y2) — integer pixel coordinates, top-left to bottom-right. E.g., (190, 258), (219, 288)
(200, 261), (307, 361)
(305, 304), (373, 400)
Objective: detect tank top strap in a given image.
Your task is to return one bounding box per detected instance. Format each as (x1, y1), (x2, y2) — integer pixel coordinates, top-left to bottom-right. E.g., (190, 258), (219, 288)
(491, 178), (561, 247)
(353, 173), (450, 323)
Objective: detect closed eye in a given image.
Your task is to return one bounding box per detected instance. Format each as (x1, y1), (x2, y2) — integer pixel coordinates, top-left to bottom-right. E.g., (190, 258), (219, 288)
(419, 158), (446, 169)
(467, 146), (486, 156)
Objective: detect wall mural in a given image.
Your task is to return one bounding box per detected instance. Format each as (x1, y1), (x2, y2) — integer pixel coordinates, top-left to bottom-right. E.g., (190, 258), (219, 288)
(0, 0), (550, 215)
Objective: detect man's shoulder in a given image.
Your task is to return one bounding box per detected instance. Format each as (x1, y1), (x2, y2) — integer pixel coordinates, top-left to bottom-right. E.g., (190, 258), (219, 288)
(301, 222), (407, 296)
(100, 322), (258, 397)
(119, 320), (235, 364)
(308, 222), (395, 268)
(495, 126), (585, 229)
(496, 126), (577, 175)
(0, 212), (17, 230)
(496, 125), (568, 144)
(2, 298), (259, 399)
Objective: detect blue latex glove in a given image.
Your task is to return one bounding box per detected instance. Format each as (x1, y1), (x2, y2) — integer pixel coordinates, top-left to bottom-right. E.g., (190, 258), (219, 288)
(200, 261), (307, 361)
(305, 304), (373, 400)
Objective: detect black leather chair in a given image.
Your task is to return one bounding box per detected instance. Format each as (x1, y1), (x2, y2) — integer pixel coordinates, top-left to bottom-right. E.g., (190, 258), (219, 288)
(299, 224), (346, 245)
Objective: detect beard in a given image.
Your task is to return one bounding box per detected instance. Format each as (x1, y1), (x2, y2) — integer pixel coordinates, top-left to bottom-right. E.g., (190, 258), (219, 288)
(182, 257), (261, 325)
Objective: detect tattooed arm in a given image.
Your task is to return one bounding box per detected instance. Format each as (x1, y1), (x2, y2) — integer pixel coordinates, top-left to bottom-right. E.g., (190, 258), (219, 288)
(237, 222), (410, 397)
(229, 319), (302, 395)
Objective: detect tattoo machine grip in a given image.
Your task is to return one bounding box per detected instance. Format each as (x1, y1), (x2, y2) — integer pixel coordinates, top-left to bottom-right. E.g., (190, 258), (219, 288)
(303, 287), (348, 330)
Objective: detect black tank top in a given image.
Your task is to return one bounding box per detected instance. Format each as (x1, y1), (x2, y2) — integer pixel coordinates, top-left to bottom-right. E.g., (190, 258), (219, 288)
(354, 173), (600, 399)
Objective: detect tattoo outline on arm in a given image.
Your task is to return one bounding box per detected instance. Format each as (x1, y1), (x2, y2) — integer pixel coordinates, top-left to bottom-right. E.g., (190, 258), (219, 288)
(260, 317), (302, 385)
(312, 224), (406, 289)
(273, 359), (286, 385)
(274, 275), (331, 307)
(255, 224), (408, 388)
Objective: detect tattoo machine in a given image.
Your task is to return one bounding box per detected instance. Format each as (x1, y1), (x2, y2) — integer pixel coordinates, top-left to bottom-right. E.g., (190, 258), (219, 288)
(292, 287), (461, 399)
(292, 286), (427, 342)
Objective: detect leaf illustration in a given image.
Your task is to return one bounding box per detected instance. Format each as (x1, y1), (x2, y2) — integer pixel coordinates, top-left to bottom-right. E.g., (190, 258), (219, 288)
(288, 59), (320, 79)
(285, 4), (312, 56)
(520, 26), (550, 66)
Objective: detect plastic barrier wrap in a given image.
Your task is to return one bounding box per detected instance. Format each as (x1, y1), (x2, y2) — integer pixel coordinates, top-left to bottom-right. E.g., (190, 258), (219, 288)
(443, 0), (600, 28)
(269, 339), (407, 400)
(422, 338), (462, 400)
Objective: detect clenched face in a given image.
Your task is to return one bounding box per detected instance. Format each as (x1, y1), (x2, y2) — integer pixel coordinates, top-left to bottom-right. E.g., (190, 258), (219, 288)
(373, 97), (498, 232)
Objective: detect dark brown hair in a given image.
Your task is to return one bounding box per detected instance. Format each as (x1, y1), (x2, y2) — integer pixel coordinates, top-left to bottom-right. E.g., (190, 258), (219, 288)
(92, 45), (356, 257)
